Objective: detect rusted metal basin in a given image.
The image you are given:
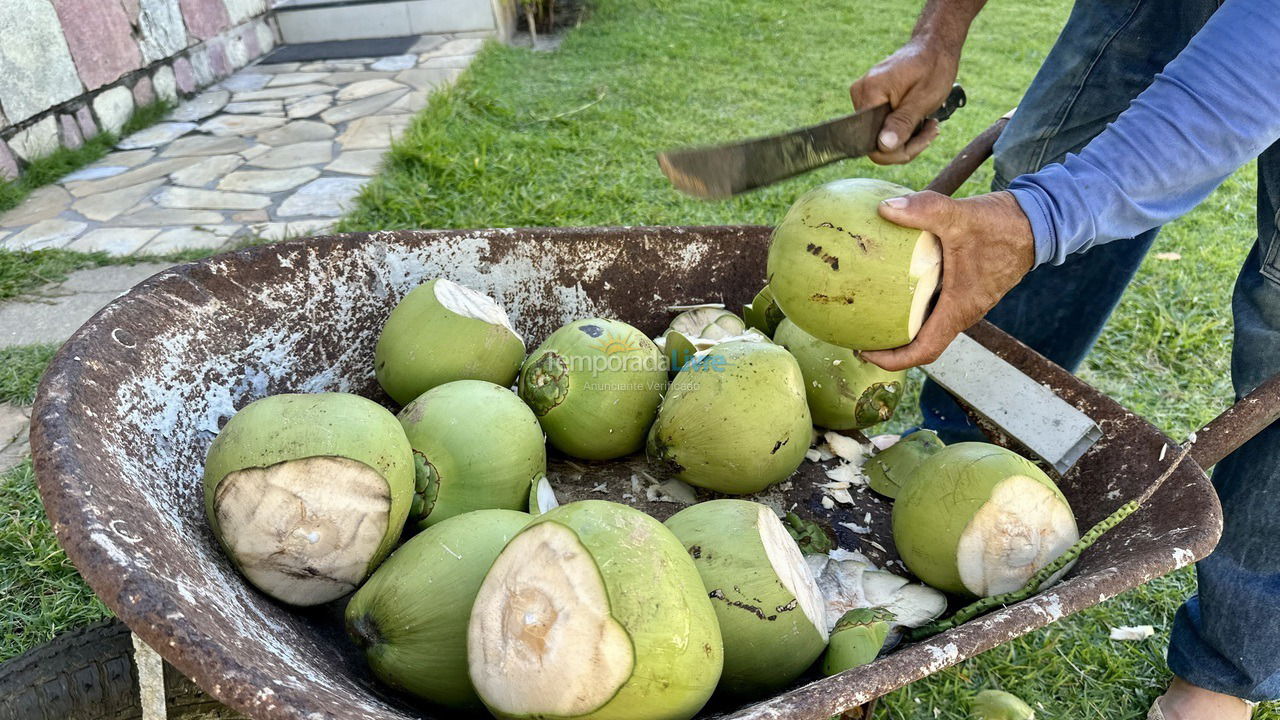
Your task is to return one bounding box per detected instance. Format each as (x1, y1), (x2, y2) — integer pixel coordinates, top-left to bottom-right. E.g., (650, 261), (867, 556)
(31, 226), (1222, 720)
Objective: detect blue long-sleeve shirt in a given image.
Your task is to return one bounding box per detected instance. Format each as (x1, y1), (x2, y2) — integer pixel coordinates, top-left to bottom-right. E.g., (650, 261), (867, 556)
(1006, 0), (1280, 268)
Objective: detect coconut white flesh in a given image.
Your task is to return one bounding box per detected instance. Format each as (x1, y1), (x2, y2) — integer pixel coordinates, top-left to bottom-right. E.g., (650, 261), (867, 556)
(531, 475), (559, 515)
(882, 584), (947, 628)
(861, 570), (910, 607)
(956, 475), (1080, 596)
(757, 506), (828, 640)
(213, 456), (389, 606)
(433, 278), (522, 339)
(810, 555), (872, 633)
(906, 231), (942, 339)
(468, 522), (633, 717)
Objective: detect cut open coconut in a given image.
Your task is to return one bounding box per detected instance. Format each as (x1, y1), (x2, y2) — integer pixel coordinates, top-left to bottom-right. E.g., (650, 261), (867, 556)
(203, 393), (415, 606)
(893, 442), (1080, 597)
(375, 278), (526, 405)
(666, 500), (827, 698)
(767, 178), (942, 351)
(216, 456), (389, 606)
(468, 501), (722, 720)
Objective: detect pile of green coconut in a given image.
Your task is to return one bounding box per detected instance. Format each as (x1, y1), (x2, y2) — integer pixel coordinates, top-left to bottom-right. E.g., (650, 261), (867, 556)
(202, 179), (1077, 719)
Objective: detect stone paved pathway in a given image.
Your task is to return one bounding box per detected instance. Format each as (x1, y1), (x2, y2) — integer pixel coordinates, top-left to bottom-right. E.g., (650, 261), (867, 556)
(0, 35), (482, 473)
(0, 33), (481, 255)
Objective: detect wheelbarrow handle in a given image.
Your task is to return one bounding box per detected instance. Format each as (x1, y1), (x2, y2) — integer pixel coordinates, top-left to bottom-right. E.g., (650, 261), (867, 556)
(924, 109), (1014, 197)
(1190, 372), (1280, 469)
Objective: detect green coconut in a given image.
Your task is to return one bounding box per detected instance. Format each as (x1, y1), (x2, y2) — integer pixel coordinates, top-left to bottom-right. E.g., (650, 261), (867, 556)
(518, 318), (667, 460)
(892, 443), (1080, 597)
(774, 318), (906, 430)
(665, 500), (828, 698)
(375, 278), (527, 405)
(398, 380), (546, 530)
(973, 690), (1036, 720)
(468, 500), (723, 720)
(647, 340), (811, 494)
(203, 393), (415, 606)
(865, 430), (946, 500)
(345, 509), (531, 709)
(742, 285), (786, 337)
(821, 607), (894, 676)
(767, 179), (942, 350)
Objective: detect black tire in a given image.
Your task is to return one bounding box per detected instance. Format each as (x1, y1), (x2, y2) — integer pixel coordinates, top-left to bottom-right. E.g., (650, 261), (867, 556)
(0, 619), (240, 720)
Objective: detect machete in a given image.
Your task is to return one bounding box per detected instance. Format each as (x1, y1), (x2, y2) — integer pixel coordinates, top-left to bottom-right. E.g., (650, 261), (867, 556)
(658, 84), (966, 199)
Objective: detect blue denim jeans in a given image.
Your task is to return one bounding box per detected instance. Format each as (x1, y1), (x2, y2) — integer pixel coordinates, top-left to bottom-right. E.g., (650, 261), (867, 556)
(919, 0), (1280, 702)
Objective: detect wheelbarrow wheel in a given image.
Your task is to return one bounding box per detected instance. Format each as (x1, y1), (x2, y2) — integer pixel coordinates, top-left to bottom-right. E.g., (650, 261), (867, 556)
(0, 618), (239, 720)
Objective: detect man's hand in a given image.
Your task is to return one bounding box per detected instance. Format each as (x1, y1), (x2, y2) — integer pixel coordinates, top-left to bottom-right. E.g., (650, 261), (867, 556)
(849, 37), (959, 165)
(861, 191), (1035, 371)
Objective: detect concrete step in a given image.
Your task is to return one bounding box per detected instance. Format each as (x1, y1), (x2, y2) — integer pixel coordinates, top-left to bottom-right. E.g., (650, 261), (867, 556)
(276, 0), (512, 44)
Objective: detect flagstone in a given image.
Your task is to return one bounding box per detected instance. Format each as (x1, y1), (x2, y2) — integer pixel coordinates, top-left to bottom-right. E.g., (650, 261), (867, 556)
(232, 83), (334, 102)
(224, 100), (284, 115)
(0, 186), (74, 227)
(218, 167), (320, 194)
(198, 114), (287, 136)
(5, 219), (87, 250)
(72, 179), (165, 221)
(66, 158), (190, 197)
(256, 120), (336, 146)
(320, 89), (408, 125)
(170, 155), (246, 187)
(247, 141), (333, 169)
(157, 187), (271, 211)
(220, 73), (271, 92)
(161, 135), (252, 158)
(337, 114), (412, 150)
(336, 79), (406, 102)
(277, 177), (365, 217)
(91, 149), (155, 169)
(119, 207), (227, 226)
(250, 219), (334, 241)
(323, 71), (394, 86)
(285, 95), (333, 119)
(325, 149), (385, 176)
(370, 55), (417, 72)
(170, 90), (231, 122)
(117, 122), (198, 150)
(145, 225), (241, 252)
(268, 72), (331, 87)
(396, 67), (463, 91)
(62, 165), (130, 183)
(66, 226), (160, 254)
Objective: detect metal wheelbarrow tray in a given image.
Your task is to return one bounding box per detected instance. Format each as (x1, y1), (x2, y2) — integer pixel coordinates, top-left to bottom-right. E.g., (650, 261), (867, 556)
(29, 221), (1230, 720)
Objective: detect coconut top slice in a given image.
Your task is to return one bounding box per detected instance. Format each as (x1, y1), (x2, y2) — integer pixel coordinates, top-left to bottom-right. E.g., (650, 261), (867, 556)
(758, 505), (829, 641)
(214, 456), (390, 606)
(433, 278), (522, 340)
(468, 521), (634, 717)
(906, 231), (942, 339)
(956, 475), (1079, 596)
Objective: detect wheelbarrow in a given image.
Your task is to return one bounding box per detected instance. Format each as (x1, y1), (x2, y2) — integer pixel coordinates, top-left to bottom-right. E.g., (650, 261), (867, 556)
(27, 117), (1278, 720)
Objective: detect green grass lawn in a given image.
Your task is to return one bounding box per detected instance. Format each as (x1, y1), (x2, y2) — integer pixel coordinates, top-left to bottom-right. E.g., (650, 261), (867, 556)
(1, 0), (1272, 717)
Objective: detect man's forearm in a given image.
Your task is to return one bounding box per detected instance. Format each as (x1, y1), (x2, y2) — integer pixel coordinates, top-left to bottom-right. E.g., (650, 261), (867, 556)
(910, 0), (988, 55)
(1007, 0), (1280, 267)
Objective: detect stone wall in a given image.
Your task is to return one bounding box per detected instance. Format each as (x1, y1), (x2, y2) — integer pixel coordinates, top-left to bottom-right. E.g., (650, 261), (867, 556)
(0, 0), (278, 181)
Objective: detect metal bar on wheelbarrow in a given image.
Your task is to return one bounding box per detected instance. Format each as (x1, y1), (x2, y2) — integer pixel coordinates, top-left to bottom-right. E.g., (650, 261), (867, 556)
(1190, 372), (1280, 469)
(923, 332), (1102, 475)
(924, 109), (1014, 196)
